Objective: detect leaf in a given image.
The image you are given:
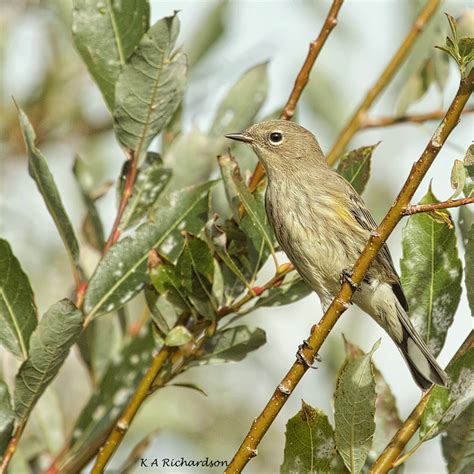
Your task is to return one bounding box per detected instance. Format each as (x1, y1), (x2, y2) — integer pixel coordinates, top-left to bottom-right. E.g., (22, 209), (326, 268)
(17, 105), (80, 270)
(0, 239), (37, 359)
(14, 299), (83, 420)
(451, 159), (466, 199)
(164, 325), (193, 347)
(67, 328), (155, 464)
(464, 144), (474, 198)
(114, 13), (187, 154)
(400, 188), (462, 357)
(210, 62), (268, 137)
(168, 383), (207, 397)
(84, 181), (214, 319)
(186, 1), (228, 69)
(441, 402), (474, 474)
(255, 272), (312, 308)
(72, 0), (150, 109)
(189, 326), (266, 366)
(459, 206), (474, 249)
(119, 152), (172, 229)
(465, 225), (474, 315)
(420, 347), (474, 440)
(281, 401), (341, 474)
(336, 143), (378, 195)
(343, 338), (402, 466)
(458, 37), (474, 62)
(334, 340), (379, 474)
(0, 380), (14, 458)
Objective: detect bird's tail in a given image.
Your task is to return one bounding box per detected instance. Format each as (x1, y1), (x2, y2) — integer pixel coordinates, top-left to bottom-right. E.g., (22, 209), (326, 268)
(396, 305), (449, 390)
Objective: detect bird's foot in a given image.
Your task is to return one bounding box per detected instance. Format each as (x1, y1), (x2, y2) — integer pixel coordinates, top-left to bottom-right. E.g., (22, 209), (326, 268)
(340, 268), (359, 290)
(296, 340), (320, 369)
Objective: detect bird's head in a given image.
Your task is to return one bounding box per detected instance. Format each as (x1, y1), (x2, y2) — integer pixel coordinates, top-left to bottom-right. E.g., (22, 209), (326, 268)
(225, 119), (326, 176)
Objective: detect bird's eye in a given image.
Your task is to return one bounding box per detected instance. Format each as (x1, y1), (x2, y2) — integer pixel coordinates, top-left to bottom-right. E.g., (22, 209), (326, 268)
(269, 132), (283, 144)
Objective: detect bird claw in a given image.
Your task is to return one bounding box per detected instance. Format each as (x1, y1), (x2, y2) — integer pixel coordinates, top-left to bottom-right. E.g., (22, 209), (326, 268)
(340, 268), (359, 290)
(296, 340), (320, 369)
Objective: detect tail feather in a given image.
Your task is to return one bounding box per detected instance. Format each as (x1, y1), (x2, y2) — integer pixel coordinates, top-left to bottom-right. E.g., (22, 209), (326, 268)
(396, 305), (449, 390)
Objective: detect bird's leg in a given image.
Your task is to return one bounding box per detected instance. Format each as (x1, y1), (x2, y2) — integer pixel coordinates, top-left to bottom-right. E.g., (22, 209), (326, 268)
(340, 268), (359, 291)
(296, 340), (320, 369)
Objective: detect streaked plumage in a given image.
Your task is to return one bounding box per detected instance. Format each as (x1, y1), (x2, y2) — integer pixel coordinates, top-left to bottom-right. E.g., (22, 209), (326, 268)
(226, 120), (448, 390)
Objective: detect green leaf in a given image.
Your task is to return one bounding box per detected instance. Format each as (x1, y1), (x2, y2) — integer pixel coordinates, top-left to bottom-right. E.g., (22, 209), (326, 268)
(0, 240), (37, 359)
(176, 235), (217, 320)
(451, 159), (466, 199)
(334, 340), (379, 474)
(337, 143), (379, 195)
(72, 0), (150, 109)
(210, 62), (268, 137)
(186, 1), (228, 69)
(17, 105), (80, 270)
(465, 225), (474, 315)
(120, 152), (172, 229)
(168, 382), (207, 397)
(441, 402), (474, 474)
(67, 328), (155, 465)
(255, 273), (312, 308)
(14, 299), (83, 420)
(164, 325), (193, 347)
(420, 347), (474, 440)
(281, 401), (341, 474)
(464, 144), (474, 198)
(84, 181), (214, 319)
(114, 13), (187, 154)
(458, 37), (474, 62)
(73, 157), (106, 252)
(189, 325), (266, 366)
(459, 206), (474, 249)
(400, 188), (462, 356)
(0, 381), (14, 458)
(343, 338), (402, 466)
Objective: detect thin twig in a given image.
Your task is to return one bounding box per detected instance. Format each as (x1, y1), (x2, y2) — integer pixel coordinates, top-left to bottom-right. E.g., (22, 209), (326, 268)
(225, 68), (473, 473)
(362, 106), (474, 129)
(103, 149), (138, 253)
(326, 0), (441, 165)
(247, 0), (344, 192)
(403, 196), (474, 215)
(370, 331), (473, 474)
(0, 421), (26, 474)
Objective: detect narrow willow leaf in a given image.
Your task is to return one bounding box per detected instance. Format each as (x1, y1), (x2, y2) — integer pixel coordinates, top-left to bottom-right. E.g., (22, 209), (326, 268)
(465, 225), (474, 315)
(164, 325), (193, 347)
(0, 239), (37, 359)
(120, 152), (172, 229)
(72, 0), (150, 109)
(14, 299), (83, 420)
(343, 338), (402, 466)
(114, 13), (186, 154)
(0, 381), (14, 458)
(441, 403), (474, 474)
(255, 273), (312, 308)
(168, 383), (207, 397)
(400, 188), (462, 357)
(210, 62), (268, 137)
(84, 182), (214, 319)
(336, 143), (379, 195)
(189, 326), (266, 366)
(281, 401), (342, 474)
(186, 1), (227, 69)
(67, 328), (155, 463)
(451, 159), (466, 199)
(420, 347), (473, 440)
(334, 340), (379, 474)
(73, 157), (106, 252)
(464, 144), (474, 198)
(17, 106), (80, 269)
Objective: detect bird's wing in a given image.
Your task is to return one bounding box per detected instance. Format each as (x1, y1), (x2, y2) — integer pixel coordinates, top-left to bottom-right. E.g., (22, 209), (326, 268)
(346, 187), (410, 312)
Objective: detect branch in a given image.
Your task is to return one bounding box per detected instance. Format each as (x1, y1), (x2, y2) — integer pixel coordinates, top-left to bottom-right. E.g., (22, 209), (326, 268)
(247, 0), (344, 192)
(403, 196), (474, 215)
(325, 0), (441, 165)
(225, 68), (473, 473)
(0, 422), (26, 474)
(369, 331), (474, 474)
(361, 106), (474, 129)
(89, 264), (295, 473)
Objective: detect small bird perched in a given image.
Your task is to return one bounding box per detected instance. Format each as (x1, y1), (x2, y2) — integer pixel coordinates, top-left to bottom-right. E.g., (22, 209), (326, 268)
(226, 120), (448, 390)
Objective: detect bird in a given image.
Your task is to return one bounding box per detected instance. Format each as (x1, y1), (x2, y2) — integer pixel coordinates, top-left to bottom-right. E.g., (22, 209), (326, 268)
(225, 119), (448, 390)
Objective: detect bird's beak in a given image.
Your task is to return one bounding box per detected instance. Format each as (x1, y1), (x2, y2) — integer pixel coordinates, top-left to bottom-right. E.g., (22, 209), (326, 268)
(225, 132), (254, 144)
